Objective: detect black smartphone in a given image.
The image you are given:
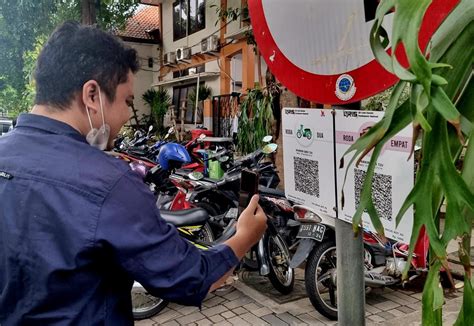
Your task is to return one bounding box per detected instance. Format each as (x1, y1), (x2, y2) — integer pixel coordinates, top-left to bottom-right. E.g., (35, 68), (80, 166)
(239, 169), (259, 214)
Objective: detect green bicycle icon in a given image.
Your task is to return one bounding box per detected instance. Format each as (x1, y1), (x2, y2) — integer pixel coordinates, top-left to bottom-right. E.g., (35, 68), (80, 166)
(296, 125), (312, 140)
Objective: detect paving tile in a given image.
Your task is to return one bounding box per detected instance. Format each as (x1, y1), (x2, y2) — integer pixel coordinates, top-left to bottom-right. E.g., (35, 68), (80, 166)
(232, 307), (248, 315)
(276, 312), (305, 325)
(227, 316), (251, 325)
(261, 314), (289, 326)
(410, 292), (423, 300)
(202, 296), (226, 308)
(252, 307), (273, 317)
(223, 296), (253, 310)
(195, 318), (213, 326)
(381, 292), (419, 305)
(365, 304), (383, 315)
(243, 302), (263, 311)
(396, 305), (416, 314)
(134, 319), (156, 326)
(176, 306), (199, 315)
(162, 321), (180, 326)
(373, 300), (400, 311)
(175, 312), (205, 325)
(239, 312), (270, 325)
(386, 308), (406, 317)
(151, 309), (183, 324)
(390, 290), (421, 303)
(367, 314), (386, 323)
(405, 302), (422, 311)
(201, 305), (229, 318)
(221, 311), (236, 319)
(213, 322), (232, 326)
(209, 314), (225, 323)
(295, 313), (324, 325)
(222, 290), (241, 300)
(376, 311), (397, 320)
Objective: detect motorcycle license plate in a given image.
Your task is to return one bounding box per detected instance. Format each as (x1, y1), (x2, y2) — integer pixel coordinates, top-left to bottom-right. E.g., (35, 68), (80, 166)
(296, 224), (326, 242)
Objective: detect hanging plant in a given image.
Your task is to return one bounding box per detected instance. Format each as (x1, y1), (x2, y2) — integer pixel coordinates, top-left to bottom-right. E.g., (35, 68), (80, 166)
(237, 86), (274, 155)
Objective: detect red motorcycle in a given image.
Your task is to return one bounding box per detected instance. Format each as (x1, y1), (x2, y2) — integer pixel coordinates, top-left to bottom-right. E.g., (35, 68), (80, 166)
(289, 205), (429, 320)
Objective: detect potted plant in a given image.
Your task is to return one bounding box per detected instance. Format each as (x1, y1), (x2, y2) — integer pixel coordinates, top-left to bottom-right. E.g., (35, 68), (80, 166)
(142, 88), (171, 131)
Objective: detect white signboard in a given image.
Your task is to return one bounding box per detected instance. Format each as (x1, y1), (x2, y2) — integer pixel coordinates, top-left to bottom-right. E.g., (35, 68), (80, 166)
(335, 110), (414, 243)
(283, 108), (337, 217)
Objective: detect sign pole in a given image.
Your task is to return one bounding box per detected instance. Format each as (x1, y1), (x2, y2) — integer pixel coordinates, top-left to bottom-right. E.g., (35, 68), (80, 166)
(336, 220), (366, 325)
(333, 106), (365, 325)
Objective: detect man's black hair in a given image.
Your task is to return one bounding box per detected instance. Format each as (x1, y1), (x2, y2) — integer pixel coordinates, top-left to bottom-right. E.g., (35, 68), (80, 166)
(34, 21), (140, 109)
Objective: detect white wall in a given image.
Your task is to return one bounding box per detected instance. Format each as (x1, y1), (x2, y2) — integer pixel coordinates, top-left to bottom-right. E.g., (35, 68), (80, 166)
(161, 0), (220, 56)
(124, 42), (160, 122)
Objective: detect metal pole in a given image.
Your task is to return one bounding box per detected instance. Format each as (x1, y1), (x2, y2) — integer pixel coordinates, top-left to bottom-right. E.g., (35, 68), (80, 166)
(194, 73), (200, 126)
(333, 104), (365, 326)
(336, 220), (366, 325)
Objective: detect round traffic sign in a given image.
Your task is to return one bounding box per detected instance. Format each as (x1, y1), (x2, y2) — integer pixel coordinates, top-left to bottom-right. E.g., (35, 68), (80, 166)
(249, 0), (459, 104)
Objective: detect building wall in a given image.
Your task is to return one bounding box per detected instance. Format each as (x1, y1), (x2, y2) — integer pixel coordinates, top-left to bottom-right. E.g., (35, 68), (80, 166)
(124, 41), (160, 122)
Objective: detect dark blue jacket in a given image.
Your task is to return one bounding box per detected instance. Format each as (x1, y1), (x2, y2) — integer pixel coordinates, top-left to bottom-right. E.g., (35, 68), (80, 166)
(0, 114), (238, 325)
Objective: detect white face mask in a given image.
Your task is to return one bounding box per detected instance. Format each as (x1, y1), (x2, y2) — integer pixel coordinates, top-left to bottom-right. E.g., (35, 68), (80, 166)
(85, 88), (111, 150)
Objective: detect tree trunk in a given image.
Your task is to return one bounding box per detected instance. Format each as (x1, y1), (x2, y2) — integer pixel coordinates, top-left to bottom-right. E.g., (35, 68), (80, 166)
(81, 0), (97, 25)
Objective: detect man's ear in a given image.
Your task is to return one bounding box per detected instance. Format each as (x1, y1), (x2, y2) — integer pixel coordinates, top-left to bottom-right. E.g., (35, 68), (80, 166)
(82, 80), (100, 114)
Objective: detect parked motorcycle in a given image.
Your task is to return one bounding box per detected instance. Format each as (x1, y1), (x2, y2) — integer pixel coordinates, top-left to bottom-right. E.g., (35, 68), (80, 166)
(289, 205), (429, 320)
(131, 207), (214, 319)
(132, 191), (296, 319)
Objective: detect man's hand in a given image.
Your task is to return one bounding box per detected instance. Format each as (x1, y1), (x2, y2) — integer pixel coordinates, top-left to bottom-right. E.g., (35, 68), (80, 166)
(236, 195), (267, 246)
(222, 195), (267, 260)
(210, 195), (267, 292)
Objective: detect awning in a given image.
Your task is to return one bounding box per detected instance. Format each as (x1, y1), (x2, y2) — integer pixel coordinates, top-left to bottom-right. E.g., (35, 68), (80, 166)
(152, 72), (220, 87)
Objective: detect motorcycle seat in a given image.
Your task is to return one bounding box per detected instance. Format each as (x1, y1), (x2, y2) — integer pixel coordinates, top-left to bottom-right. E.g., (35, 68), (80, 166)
(160, 208), (209, 227)
(258, 185), (285, 197)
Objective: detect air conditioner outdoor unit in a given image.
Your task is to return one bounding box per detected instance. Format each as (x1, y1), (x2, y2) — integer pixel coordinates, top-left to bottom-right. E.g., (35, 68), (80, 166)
(176, 47), (192, 61)
(201, 35), (219, 53)
(163, 52), (176, 65)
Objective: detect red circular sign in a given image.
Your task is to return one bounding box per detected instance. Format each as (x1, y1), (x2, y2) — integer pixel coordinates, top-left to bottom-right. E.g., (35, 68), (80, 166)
(249, 0), (459, 104)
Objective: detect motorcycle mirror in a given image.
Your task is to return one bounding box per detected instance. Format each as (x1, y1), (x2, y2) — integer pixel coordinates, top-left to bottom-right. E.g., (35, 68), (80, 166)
(262, 143), (278, 154)
(218, 155), (229, 163)
(199, 133), (207, 140)
(168, 127), (174, 134)
(262, 135), (273, 143)
(189, 171), (204, 180)
(148, 125), (153, 132)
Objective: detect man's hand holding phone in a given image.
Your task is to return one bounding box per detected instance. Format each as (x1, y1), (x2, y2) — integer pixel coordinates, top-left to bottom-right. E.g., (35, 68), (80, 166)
(236, 195), (267, 246)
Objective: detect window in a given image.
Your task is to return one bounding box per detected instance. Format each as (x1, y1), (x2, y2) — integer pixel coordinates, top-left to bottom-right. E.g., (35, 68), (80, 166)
(172, 83), (205, 124)
(173, 0), (206, 41)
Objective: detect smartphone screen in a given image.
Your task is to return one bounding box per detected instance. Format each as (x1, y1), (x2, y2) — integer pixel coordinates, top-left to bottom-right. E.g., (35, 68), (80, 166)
(239, 169), (259, 214)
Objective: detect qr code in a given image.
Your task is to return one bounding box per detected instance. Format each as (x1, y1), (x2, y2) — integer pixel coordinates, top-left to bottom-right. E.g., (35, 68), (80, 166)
(354, 168), (393, 221)
(294, 157), (320, 198)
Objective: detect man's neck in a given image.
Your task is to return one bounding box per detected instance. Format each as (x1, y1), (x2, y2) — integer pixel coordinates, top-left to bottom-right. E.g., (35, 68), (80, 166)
(31, 104), (88, 136)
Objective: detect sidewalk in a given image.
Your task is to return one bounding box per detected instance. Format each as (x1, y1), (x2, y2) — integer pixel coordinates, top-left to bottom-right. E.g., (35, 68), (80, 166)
(135, 268), (465, 326)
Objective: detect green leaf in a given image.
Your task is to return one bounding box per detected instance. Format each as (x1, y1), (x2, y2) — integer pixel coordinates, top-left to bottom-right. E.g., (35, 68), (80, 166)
(422, 262), (443, 325)
(454, 274), (474, 326)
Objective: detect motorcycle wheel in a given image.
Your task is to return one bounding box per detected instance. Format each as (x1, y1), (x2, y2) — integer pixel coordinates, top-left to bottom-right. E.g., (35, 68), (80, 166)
(265, 233), (295, 295)
(131, 282), (168, 320)
(197, 222), (215, 242)
(194, 202), (220, 240)
(305, 241), (338, 320)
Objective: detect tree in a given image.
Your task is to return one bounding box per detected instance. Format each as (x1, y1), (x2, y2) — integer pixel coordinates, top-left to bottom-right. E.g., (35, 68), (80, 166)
(342, 1), (473, 324)
(0, 0), (140, 116)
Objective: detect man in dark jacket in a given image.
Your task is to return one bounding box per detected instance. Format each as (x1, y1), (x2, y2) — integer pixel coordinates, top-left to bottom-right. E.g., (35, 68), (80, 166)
(0, 22), (267, 325)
